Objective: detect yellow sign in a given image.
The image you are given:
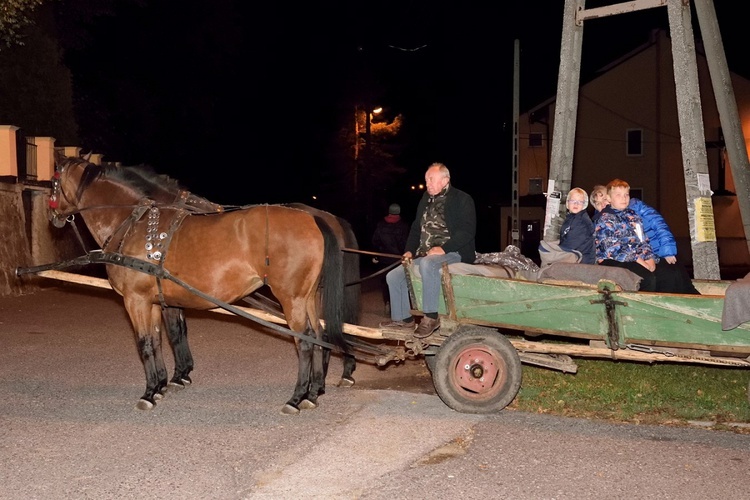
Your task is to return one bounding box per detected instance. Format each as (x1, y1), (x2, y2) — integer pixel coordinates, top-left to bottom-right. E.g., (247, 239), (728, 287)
(694, 197), (716, 242)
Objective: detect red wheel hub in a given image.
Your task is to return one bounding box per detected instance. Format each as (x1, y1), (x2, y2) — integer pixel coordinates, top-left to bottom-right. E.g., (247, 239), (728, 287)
(453, 347), (500, 394)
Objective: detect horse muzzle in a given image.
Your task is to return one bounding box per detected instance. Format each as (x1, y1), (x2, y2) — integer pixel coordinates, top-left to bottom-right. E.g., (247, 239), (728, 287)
(48, 210), (68, 228)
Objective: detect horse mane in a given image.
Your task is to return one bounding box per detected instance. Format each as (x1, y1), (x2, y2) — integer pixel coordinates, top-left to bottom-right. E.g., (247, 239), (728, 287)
(68, 158), (225, 214)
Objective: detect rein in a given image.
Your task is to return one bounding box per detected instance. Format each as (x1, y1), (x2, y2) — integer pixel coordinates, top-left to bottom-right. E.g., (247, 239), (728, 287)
(340, 248), (404, 286)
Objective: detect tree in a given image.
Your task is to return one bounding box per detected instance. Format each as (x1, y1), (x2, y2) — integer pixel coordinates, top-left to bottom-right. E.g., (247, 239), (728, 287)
(0, 0), (44, 50)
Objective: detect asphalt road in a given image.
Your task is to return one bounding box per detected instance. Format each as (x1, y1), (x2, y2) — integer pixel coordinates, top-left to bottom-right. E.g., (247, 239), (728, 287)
(1, 280), (749, 499)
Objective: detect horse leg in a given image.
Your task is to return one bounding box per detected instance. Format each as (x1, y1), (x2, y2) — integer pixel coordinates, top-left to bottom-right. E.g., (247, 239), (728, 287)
(320, 347), (355, 390)
(339, 354), (356, 388)
(281, 337), (315, 415)
(124, 298), (169, 410)
(162, 307), (194, 389)
(301, 341), (326, 408)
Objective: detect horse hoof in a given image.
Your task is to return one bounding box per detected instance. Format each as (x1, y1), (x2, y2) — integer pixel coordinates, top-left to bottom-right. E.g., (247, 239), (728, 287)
(299, 399), (317, 410)
(281, 404), (300, 415)
(338, 377), (355, 388)
(154, 392), (165, 401)
(136, 399), (154, 410)
(168, 381), (186, 391)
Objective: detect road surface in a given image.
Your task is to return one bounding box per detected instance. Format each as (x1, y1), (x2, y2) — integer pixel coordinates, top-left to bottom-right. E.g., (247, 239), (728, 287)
(1, 280), (749, 499)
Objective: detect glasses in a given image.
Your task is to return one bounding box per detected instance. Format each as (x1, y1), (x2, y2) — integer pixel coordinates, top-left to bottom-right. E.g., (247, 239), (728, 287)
(567, 200), (586, 206)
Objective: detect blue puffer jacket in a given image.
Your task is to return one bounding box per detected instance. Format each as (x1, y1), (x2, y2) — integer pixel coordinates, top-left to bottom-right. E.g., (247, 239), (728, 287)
(628, 198), (677, 258)
(592, 198), (677, 258)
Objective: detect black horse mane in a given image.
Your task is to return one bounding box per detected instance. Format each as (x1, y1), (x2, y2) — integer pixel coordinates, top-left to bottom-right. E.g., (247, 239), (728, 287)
(66, 156), (223, 213)
(75, 160), (183, 200)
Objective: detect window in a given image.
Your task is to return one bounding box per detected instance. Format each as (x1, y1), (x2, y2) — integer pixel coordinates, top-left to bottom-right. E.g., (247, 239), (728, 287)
(626, 129), (643, 156)
(529, 133), (543, 148)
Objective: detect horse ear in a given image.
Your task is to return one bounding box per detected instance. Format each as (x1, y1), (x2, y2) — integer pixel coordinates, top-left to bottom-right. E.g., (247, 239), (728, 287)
(82, 151), (93, 161)
(54, 149), (67, 165)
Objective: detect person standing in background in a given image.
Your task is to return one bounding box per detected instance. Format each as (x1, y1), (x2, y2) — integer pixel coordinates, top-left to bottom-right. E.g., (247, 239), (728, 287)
(371, 203), (410, 314)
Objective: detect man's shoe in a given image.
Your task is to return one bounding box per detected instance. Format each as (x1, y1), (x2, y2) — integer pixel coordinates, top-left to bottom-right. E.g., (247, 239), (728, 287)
(379, 320), (416, 332)
(413, 316), (440, 338)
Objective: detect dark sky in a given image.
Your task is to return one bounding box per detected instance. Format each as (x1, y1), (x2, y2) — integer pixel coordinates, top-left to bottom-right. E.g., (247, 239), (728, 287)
(51, 1), (747, 240)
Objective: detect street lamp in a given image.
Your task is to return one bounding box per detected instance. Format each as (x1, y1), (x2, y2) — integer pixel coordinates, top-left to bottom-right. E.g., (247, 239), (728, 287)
(353, 105), (382, 196)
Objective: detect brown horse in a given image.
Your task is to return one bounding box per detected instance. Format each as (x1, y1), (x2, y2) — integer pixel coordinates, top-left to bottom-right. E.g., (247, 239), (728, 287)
(49, 153), (349, 414)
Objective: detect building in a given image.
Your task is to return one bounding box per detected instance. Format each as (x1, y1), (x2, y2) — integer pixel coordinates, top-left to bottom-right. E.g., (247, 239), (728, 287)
(505, 29), (750, 269)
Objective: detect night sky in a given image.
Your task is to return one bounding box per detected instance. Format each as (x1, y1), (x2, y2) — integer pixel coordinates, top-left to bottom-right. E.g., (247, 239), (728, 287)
(50, 1), (748, 247)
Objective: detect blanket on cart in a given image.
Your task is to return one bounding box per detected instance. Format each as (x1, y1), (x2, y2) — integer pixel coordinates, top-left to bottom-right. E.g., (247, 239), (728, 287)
(722, 272), (750, 330)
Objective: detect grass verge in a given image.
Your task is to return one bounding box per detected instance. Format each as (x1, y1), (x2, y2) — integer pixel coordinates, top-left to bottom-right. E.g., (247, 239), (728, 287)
(509, 359), (750, 433)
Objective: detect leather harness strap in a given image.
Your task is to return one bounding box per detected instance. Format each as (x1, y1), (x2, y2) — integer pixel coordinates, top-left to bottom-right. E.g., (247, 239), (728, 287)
(155, 209), (190, 308)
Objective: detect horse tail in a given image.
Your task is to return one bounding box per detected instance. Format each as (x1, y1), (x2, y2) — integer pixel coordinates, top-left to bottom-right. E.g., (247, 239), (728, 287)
(338, 216), (361, 325)
(314, 216), (348, 353)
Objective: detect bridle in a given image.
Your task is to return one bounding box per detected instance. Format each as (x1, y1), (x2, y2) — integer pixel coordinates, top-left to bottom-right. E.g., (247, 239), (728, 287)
(48, 159), (77, 229)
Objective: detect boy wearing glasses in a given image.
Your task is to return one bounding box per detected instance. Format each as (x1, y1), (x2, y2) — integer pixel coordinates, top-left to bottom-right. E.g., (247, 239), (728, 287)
(559, 187), (596, 264)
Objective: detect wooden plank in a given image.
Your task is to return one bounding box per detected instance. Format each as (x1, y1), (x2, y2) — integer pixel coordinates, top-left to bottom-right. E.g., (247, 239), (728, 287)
(36, 270), (386, 340)
(510, 339), (750, 367)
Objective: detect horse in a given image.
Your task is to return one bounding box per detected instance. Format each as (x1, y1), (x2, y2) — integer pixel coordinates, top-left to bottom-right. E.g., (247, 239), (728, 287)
(109, 168), (363, 391)
(49, 153), (350, 414)
(109, 169), (363, 390)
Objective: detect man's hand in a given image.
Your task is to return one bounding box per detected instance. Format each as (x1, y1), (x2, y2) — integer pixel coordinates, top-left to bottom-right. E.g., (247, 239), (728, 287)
(426, 247), (445, 256)
(664, 256), (677, 264)
(402, 251), (413, 264)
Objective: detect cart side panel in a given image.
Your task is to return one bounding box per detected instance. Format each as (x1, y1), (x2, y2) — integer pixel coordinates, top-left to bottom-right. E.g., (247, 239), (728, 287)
(412, 274), (608, 339)
(616, 292), (750, 350)
(412, 272), (750, 355)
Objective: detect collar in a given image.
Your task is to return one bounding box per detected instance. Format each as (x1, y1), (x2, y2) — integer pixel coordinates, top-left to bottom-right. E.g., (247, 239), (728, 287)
(429, 184), (450, 201)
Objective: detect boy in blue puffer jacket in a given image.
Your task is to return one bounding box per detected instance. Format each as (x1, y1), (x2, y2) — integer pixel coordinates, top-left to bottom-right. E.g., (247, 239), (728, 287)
(590, 184), (677, 263)
(592, 181), (698, 294)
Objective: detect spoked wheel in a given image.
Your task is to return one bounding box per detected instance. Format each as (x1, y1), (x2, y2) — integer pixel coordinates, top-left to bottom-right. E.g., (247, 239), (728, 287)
(432, 326), (522, 414)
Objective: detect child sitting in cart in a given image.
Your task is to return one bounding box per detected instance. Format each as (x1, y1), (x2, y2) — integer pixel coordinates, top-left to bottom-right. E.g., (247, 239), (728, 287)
(539, 187), (595, 267)
(594, 179), (699, 294)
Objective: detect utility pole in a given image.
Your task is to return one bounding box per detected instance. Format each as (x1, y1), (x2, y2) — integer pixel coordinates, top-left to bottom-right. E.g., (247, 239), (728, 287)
(511, 39), (520, 247)
(664, 0), (719, 279)
(543, 0), (584, 242)
(693, 0), (750, 258)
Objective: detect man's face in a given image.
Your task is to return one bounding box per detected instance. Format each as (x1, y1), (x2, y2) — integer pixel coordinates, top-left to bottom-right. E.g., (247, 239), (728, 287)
(425, 167), (449, 196)
(609, 186), (630, 210)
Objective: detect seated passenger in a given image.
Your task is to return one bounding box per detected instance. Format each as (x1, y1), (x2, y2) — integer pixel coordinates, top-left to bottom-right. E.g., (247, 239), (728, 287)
(590, 184), (608, 224)
(559, 187), (595, 264)
(591, 183), (680, 264)
(539, 188), (595, 267)
(594, 179), (699, 294)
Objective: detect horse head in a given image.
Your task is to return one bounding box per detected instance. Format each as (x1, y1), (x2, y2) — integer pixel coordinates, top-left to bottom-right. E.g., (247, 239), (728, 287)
(49, 152), (92, 228)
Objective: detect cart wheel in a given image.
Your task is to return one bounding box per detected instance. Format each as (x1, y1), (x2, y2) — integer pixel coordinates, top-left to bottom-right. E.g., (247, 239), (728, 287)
(425, 354), (436, 373)
(432, 326), (522, 414)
